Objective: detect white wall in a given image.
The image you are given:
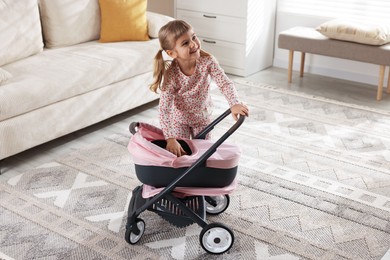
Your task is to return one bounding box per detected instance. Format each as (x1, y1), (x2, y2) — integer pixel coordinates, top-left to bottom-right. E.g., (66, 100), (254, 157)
(273, 11), (382, 86)
(147, 0), (174, 17)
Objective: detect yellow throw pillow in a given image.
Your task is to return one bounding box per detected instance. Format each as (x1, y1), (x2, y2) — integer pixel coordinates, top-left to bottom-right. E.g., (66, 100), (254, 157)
(99, 0), (149, 42)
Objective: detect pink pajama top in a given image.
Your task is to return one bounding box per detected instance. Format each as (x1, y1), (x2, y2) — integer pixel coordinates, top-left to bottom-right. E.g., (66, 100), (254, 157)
(159, 55), (240, 139)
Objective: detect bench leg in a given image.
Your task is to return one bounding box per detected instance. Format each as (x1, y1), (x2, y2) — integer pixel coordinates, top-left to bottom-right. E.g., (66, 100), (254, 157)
(387, 67), (390, 94)
(300, 52), (305, 77)
(377, 65), (385, 101)
(288, 50), (294, 83)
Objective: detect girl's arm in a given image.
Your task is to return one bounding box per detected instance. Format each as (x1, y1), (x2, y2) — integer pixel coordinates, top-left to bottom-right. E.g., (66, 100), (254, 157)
(208, 56), (240, 106)
(159, 90), (187, 156)
(208, 56), (249, 119)
(159, 86), (175, 139)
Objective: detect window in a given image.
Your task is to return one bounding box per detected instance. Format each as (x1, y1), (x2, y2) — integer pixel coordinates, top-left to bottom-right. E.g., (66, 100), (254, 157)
(278, 0), (390, 23)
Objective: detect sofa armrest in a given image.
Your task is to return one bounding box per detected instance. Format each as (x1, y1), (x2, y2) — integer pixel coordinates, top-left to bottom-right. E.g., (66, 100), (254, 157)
(147, 11), (174, 39)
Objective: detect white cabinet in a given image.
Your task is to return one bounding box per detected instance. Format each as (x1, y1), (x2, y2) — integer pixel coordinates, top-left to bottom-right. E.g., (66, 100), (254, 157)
(175, 0), (276, 77)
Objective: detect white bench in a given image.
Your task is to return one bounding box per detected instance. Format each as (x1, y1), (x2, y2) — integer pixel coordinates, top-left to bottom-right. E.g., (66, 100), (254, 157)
(278, 27), (390, 100)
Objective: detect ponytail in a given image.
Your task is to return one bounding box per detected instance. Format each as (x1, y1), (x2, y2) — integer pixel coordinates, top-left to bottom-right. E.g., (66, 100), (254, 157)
(150, 49), (168, 93)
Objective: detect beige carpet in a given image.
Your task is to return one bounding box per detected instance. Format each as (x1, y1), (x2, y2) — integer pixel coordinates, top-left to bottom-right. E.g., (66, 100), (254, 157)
(1, 80), (390, 259)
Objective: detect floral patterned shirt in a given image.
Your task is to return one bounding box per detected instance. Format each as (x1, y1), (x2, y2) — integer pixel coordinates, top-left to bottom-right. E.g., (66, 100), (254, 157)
(159, 55), (240, 139)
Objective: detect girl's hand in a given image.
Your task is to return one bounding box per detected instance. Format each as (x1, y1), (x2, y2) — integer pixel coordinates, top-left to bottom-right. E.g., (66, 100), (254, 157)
(230, 103), (249, 121)
(166, 138), (187, 157)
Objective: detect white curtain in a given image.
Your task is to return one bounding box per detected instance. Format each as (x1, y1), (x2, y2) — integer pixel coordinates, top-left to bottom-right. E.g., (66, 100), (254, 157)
(278, 0), (390, 23)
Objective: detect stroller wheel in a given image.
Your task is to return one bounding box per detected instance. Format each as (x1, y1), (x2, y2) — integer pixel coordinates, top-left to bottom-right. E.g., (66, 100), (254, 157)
(205, 195), (230, 215)
(200, 223), (234, 254)
(125, 218), (145, 244)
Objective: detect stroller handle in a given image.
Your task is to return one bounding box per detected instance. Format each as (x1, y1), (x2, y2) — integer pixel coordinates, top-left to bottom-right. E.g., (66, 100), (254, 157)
(195, 108), (245, 139)
(195, 108), (246, 164)
(134, 109), (246, 215)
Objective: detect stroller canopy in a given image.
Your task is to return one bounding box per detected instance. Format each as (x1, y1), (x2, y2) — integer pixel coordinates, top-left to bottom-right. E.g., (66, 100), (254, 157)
(128, 123), (241, 169)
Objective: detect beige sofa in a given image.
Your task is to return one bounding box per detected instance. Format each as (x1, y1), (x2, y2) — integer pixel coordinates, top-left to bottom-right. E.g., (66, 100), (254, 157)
(0, 0), (172, 160)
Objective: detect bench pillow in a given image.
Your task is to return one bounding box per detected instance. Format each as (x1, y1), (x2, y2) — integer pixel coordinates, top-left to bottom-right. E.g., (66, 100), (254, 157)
(0, 0), (43, 66)
(39, 0), (101, 48)
(316, 19), (390, 46)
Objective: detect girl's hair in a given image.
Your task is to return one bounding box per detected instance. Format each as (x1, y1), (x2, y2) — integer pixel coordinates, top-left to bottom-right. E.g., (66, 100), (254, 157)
(149, 20), (210, 93)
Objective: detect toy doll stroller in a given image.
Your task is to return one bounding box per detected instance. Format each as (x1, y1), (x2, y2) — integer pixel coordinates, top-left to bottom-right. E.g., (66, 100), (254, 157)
(124, 109), (245, 254)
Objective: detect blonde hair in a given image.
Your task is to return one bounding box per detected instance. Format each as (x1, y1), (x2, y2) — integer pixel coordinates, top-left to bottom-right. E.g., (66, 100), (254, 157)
(150, 20), (210, 93)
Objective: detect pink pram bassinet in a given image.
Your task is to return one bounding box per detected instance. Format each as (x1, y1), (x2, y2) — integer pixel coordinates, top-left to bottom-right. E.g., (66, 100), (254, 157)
(124, 109), (245, 255)
(128, 120), (241, 188)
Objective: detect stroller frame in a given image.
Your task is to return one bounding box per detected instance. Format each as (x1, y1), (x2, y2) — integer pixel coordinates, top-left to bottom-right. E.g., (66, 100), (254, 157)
(125, 109), (245, 254)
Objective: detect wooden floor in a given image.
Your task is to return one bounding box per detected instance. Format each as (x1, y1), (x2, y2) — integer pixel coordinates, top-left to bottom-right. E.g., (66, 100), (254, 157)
(2, 66), (390, 176)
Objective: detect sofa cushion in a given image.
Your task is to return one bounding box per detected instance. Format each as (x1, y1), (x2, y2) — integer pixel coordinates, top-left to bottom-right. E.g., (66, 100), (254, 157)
(316, 19), (390, 46)
(0, 68), (12, 85)
(147, 11), (174, 38)
(0, 39), (160, 121)
(0, 0), (43, 66)
(39, 0), (101, 48)
(99, 0), (149, 42)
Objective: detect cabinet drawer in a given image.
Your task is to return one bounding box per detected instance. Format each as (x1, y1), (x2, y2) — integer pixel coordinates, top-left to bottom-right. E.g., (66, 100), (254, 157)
(177, 10), (246, 44)
(176, 0), (247, 18)
(199, 36), (245, 70)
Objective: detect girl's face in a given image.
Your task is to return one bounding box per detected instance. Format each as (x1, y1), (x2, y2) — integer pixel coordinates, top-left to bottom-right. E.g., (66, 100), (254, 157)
(166, 29), (201, 62)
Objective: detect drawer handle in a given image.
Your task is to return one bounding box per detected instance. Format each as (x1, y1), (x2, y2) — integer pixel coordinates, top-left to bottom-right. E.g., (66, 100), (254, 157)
(203, 14), (217, 19)
(203, 39), (216, 44)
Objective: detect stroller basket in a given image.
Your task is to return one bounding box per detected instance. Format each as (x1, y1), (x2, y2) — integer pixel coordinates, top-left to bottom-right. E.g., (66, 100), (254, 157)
(125, 109), (245, 255)
(151, 196), (206, 228)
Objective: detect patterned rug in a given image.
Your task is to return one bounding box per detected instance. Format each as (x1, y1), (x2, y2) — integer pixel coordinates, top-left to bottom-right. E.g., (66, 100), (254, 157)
(2, 79), (390, 260)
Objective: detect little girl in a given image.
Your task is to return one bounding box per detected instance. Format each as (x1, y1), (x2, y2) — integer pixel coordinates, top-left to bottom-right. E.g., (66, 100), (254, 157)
(150, 20), (249, 157)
